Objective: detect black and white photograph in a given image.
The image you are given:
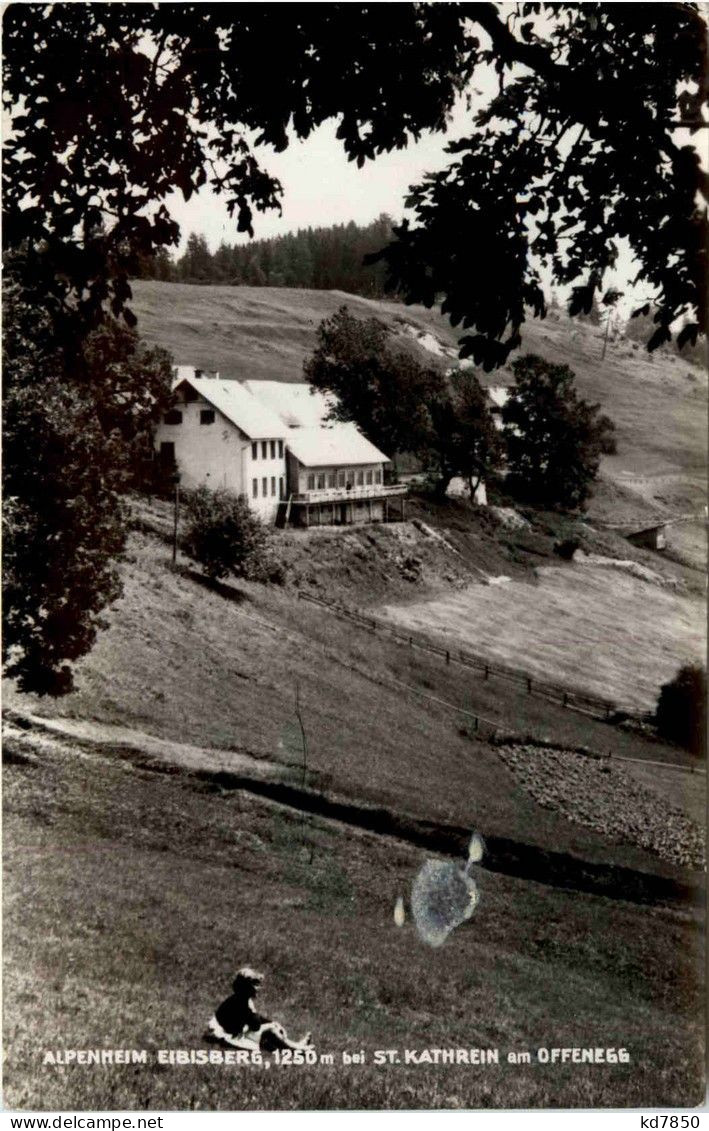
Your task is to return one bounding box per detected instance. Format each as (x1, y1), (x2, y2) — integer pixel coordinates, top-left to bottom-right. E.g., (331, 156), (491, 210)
(2, 1), (707, 1116)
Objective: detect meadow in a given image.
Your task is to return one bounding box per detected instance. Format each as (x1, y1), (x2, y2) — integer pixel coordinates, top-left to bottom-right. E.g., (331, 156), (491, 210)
(3, 718), (704, 1111)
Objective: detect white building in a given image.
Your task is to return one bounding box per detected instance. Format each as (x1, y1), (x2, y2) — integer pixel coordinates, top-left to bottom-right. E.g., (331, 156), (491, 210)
(154, 370), (407, 526)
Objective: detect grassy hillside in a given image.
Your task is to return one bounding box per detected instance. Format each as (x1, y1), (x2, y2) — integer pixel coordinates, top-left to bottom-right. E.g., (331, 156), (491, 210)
(5, 527), (703, 874)
(3, 524), (705, 1109)
(4, 720), (704, 1111)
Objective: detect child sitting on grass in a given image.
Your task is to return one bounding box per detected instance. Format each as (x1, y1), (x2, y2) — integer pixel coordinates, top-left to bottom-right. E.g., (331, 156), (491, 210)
(207, 967), (313, 1052)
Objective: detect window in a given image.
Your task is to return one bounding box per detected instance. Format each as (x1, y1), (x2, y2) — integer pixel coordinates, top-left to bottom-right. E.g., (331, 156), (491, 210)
(252, 478), (258, 498)
(375, 470), (382, 484)
(271, 476), (276, 496)
(307, 474), (315, 490)
(159, 441), (175, 466)
(338, 470), (346, 487)
(200, 409), (215, 425)
(270, 440), (276, 459)
(279, 477), (285, 499)
(366, 470), (373, 485)
(261, 441), (268, 459)
(184, 385), (198, 403)
(252, 443), (258, 460)
(163, 410), (182, 425)
(317, 473), (325, 490)
(262, 477), (268, 496)
(278, 440), (284, 458)
(356, 470), (364, 486)
(328, 472), (336, 488)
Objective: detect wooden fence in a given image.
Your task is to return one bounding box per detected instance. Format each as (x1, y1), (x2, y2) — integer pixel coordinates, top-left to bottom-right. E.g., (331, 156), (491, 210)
(298, 590), (636, 724)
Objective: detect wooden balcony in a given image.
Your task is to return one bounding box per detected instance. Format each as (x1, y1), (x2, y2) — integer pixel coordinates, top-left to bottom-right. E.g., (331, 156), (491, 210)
(294, 482), (407, 504)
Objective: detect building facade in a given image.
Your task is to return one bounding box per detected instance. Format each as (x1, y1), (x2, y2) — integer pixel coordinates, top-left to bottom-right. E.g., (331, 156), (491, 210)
(154, 370), (407, 527)
(154, 368), (287, 523)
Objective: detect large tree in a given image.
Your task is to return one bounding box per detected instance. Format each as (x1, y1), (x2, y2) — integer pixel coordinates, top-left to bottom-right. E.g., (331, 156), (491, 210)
(304, 306), (438, 463)
(427, 370), (505, 499)
(2, 282), (173, 694)
(501, 354), (617, 510)
(304, 306), (502, 497)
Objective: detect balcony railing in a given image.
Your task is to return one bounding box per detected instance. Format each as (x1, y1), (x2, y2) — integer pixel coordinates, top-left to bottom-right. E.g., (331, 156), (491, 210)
(294, 483), (408, 504)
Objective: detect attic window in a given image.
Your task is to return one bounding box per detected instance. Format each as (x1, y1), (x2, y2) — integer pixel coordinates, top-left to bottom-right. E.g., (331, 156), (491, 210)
(163, 410), (182, 425)
(184, 386), (198, 402)
(270, 440), (276, 459)
(200, 409), (215, 425)
(278, 440), (284, 458)
(252, 443), (258, 460)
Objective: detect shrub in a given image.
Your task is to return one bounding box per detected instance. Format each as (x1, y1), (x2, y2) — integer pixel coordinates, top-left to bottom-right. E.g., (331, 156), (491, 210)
(655, 664), (706, 756)
(554, 538), (580, 560)
(182, 487), (267, 582)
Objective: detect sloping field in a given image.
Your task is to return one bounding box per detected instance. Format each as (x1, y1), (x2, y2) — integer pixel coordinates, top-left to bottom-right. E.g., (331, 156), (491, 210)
(379, 561), (705, 713)
(3, 722), (704, 1110)
(4, 530), (702, 877)
(4, 524), (704, 1109)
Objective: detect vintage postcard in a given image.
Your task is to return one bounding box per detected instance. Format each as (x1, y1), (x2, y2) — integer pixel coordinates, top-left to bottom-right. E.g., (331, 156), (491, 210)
(2, 1), (706, 1118)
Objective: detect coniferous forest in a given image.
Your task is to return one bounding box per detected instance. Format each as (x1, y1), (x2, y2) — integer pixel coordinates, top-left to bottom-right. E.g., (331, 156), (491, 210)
(134, 214), (399, 298)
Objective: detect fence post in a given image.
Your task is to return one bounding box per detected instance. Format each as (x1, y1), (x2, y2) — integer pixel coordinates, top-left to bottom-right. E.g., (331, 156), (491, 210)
(527, 677), (532, 694)
(446, 650), (450, 665)
(563, 693), (568, 708)
(484, 664), (489, 680)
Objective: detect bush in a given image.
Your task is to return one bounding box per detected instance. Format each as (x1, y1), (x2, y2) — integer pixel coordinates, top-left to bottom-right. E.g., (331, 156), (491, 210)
(655, 664), (706, 756)
(182, 487), (267, 582)
(554, 538), (580, 560)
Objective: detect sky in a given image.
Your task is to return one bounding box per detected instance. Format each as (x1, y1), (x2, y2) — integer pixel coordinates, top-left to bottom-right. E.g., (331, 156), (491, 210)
(166, 99), (475, 252)
(166, 99), (655, 319)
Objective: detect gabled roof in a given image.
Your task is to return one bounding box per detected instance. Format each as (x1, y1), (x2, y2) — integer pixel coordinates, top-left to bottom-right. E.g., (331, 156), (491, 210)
(242, 380), (335, 428)
(175, 375), (286, 440)
(243, 380), (390, 465)
(286, 423), (389, 468)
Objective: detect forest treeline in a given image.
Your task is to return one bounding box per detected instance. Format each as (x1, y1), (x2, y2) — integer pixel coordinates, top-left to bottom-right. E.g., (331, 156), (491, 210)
(134, 214), (399, 297)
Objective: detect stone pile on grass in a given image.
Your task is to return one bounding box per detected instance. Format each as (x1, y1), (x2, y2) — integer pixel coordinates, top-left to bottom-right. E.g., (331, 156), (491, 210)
(497, 742), (705, 871)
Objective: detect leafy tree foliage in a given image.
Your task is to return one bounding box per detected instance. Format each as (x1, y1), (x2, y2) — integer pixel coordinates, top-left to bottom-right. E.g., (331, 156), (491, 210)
(304, 306), (435, 460)
(369, 6), (707, 367)
(2, 284), (173, 694)
(501, 355), (616, 510)
(4, 5), (705, 356)
(304, 306), (502, 497)
(429, 371), (505, 499)
(182, 487), (267, 582)
(655, 664), (706, 756)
